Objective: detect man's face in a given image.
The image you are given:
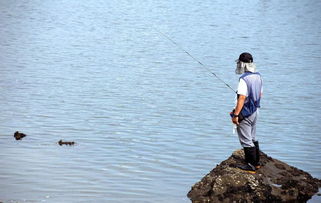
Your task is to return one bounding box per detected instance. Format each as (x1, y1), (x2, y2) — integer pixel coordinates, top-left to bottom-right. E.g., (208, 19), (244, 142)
(235, 60), (244, 74)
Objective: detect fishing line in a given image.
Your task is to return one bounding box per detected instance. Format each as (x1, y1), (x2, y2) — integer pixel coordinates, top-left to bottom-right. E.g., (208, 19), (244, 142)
(154, 27), (236, 93)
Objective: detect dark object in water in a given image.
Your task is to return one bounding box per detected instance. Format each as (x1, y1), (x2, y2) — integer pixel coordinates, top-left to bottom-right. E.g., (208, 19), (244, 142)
(58, 140), (75, 146)
(14, 131), (27, 140)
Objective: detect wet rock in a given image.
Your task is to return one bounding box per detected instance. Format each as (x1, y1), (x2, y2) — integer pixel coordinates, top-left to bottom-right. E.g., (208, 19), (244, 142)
(58, 140), (75, 146)
(187, 149), (321, 202)
(14, 131), (27, 140)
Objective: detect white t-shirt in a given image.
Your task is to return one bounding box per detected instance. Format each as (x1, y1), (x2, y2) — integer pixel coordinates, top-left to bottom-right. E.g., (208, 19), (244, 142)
(237, 78), (263, 97)
(235, 75), (263, 110)
(237, 78), (248, 96)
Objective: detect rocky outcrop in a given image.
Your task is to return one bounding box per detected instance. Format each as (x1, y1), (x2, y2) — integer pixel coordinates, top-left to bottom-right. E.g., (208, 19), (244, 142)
(187, 149), (321, 202)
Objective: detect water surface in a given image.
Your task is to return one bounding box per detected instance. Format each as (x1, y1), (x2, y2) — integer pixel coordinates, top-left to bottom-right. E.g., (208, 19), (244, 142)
(0, 0), (320, 202)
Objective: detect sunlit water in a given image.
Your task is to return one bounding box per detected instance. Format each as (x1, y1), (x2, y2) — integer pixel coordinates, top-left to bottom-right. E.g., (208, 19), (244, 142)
(0, 0), (320, 202)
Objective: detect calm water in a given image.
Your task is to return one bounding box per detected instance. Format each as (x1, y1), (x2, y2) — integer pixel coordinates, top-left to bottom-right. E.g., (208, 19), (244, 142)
(0, 0), (320, 202)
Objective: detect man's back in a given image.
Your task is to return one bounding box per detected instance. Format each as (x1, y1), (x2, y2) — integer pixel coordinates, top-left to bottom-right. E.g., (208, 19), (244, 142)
(239, 72), (263, 117)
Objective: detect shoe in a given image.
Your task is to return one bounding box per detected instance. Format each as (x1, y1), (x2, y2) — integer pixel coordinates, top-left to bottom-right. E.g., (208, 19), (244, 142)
(237, 147), (257, 174)
(253, 141), (261, 169)
(237, 163), (256, 174)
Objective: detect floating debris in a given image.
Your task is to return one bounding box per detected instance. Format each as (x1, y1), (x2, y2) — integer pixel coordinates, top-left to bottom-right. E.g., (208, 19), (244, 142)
(14, 131), (27, 140)
(58, 140), (75, 146)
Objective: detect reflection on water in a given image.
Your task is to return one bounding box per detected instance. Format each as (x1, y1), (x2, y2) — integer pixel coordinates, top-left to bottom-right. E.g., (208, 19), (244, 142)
(0, 0), (320, 202)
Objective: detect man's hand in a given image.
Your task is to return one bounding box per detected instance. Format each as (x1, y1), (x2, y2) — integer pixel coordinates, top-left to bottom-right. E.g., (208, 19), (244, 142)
(230, 111), (240, 125)
(232, 116), (239, 125)
(231, 94), (246, 125)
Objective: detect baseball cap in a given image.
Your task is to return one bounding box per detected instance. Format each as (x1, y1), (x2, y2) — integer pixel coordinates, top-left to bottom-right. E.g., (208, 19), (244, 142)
(238, 52), (253, 63)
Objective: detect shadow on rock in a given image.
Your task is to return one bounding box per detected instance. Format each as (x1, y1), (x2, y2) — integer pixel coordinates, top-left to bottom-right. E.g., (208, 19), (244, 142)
(187, 149), (321, 202)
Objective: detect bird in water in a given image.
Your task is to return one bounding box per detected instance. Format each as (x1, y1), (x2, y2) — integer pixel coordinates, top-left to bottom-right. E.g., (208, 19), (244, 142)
(14, 131), (27, 140)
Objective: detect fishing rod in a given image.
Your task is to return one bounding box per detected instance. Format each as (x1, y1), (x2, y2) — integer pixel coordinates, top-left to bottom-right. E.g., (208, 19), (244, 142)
(154, 27), (236, 93)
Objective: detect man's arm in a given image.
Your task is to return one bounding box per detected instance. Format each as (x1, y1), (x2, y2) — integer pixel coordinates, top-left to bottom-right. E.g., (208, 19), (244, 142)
(232, 95), (246, 125)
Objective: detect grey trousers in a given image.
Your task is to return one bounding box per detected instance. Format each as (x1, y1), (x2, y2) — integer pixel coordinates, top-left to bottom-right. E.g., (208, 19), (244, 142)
(237, 111), (258, 147)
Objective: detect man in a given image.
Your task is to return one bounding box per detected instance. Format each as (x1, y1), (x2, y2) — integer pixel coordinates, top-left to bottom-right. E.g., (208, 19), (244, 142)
(230, 52), (263, 173)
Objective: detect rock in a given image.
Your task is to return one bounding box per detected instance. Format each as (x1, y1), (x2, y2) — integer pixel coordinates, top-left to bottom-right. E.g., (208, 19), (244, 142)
(14, 131), (27, 140)
(187, 149), (321, 202)
(58, 140), (75, 146)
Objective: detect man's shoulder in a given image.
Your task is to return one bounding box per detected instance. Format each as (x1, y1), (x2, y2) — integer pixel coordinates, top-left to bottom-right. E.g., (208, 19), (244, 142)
(239, 72), (253, 79)
(240, 72), (261, 79)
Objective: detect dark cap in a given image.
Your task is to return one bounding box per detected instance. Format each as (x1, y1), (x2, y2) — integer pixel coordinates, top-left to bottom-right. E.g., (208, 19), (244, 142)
(238, 52), (253, 63)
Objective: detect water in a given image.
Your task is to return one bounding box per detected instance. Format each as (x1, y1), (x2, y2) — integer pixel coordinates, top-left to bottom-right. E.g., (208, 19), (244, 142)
(0, 0), (320, 202)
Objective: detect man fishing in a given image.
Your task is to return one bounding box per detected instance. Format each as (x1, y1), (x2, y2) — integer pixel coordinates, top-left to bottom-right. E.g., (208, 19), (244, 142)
(230, 52), (263, 173)
(154, 30), (263, 174)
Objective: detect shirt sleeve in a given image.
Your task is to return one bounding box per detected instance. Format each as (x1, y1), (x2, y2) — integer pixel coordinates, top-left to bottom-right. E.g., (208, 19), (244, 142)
(237, 78), (248, 96)
(261, 78), (263, 95)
